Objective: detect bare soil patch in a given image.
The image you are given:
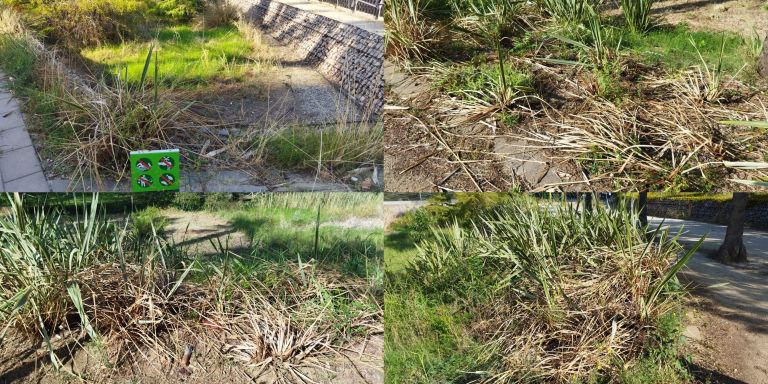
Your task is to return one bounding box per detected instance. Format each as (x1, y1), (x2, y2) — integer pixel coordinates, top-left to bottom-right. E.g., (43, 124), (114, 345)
(164, 209), (250, 254)
(653, 0), (767, 37)
(683, 293), (768, 384)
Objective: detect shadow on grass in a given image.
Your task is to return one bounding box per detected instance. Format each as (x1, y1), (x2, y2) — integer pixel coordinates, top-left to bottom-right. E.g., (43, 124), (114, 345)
(228, 215), (381, 278)
(80, 25), (256, 88)
(385, 230), (416, 252)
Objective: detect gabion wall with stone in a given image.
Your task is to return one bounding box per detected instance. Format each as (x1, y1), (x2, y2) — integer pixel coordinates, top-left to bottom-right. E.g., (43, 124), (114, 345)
(647, 199), (768, 230)
(234, 0), (384, 116)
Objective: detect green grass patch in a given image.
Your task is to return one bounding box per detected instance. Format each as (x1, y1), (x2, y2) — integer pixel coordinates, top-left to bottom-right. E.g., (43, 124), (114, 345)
(0, 34), (61, 137)
(384, 291), (480, 384)
(384, 230), (419, 273)
(618, 311), (692, 384)
(213, 193), (383, 280)
(266, 124), (384, 174)
(81, 25), (255, 87)
(435, 59), (532, 103)
(624, 24), (751, 76)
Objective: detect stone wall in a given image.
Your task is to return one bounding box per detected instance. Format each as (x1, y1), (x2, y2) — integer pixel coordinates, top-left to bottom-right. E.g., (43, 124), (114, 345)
(234, 0), (384, 116)
(647, 199), (768, 230)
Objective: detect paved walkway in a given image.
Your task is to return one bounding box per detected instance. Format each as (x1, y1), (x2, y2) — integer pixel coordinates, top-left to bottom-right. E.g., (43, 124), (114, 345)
(648, 216), (768, 317)
(0, 73), (50, 192)
(648, 216), (768, 384)
(276, 0), (383, 34)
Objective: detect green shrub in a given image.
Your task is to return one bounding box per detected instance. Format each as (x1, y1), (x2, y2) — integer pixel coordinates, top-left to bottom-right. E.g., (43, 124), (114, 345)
(172, 193), (205, 211)
(153, 0), (202, 21)
(393, 208), (437, 243)
(4, 0), (150, 50)
(131, 206), (168, 239)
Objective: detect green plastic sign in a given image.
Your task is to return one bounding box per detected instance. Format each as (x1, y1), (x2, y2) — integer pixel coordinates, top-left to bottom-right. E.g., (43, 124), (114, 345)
(130, 149), (180, 192)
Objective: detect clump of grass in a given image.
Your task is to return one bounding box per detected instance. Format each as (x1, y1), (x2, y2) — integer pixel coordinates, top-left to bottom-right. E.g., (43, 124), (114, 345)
(537, 0), (590, 23)
(1, 193), (383, 381)
(50, 70), (202, 183)
(687, 36), (727, 102)
(391, 194), (700, 383)
(211, 257), (381, 382)
(0, 194), (120, 345)
(436, 56), (533, 108)
(519, 82), (768, 190)
(621, 0), (656, 34)
(385, 0), (443, 64)
(0, 193), (195, 367)
(263, 121), (384, 175)
(0, 11), (213, 183)
(200, 0), (239, 28)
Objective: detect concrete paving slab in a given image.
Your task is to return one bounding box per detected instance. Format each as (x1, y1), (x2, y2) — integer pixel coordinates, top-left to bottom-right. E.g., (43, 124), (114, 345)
(0, 145), (43, 182)
(2, 171), (49, 192)
(0, 127), (34, 151)
(183, 170), (269, 192)
(0, 101), (25, 130)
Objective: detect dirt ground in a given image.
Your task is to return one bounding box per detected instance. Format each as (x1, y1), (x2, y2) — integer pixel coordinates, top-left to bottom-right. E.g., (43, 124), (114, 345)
(652, 0), (767, 37)
(0, 330), (382, 384)
(163, 209), (251, 255)
(683, 293), (768, 384)
(384, 1), (768, 193)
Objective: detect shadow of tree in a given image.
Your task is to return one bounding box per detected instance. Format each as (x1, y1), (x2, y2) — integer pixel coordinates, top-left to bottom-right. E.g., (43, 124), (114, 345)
(683, 360), (750, 384)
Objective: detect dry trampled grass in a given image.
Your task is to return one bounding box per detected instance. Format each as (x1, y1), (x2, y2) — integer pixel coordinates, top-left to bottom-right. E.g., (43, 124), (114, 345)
(475, 245), (678, 382)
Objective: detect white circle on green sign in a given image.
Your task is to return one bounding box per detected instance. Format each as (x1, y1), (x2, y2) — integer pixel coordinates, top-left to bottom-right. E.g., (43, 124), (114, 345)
(136, 158), (153, 172)
(159, 173), (176, 187)
(159, 156), (175, 171)
(137, 174), (153, 188)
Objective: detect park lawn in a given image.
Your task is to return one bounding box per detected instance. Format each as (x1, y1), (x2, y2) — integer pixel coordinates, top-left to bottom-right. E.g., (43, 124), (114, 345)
(81, 25), (256, 87)
(385, 230), (419, 273)
(211, 193), (384, 279)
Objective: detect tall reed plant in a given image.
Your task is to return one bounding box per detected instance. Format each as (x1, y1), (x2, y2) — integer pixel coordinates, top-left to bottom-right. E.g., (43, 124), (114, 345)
(621, 0), (656, 34)
(538, 0), (590, 23)
(385, 0), (442, 63)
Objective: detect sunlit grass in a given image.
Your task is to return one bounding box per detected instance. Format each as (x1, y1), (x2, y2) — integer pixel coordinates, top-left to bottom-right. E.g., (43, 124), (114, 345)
(81, 25), (259, 87)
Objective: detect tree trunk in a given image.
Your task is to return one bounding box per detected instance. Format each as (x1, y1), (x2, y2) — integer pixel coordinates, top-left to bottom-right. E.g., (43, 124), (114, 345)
(759, 36), (768, 78)
(716, 192), (748, 263)
(638, 191), (648, 228)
